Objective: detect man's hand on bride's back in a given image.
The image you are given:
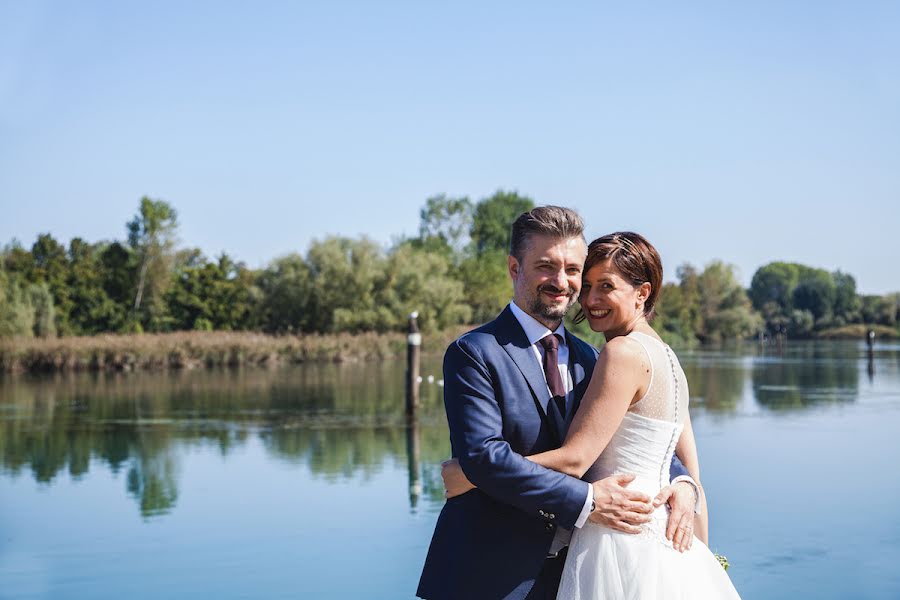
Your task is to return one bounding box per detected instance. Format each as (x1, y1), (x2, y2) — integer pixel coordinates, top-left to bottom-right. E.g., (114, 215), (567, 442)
(441, 458), (476, 498)
(588, 473), (653, 534)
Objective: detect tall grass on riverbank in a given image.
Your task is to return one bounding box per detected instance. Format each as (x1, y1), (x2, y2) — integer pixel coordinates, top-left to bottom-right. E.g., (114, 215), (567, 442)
(0, 329), (466, 374)
(814, 324), (899, 340)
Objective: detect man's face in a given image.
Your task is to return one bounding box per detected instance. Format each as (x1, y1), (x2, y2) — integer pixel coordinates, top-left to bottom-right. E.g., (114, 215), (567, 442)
(508, 234), (588, 327)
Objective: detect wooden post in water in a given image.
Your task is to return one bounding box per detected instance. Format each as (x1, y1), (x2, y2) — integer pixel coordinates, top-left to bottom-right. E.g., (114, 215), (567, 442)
(406, 311), (421, 417)
(406, 419), (422, 509)
(867, 329), (876, 378)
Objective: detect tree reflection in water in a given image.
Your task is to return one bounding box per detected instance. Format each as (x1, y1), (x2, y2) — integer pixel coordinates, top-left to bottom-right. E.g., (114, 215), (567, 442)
(1, 342), (886, 518)
(0, 360), (451, 516)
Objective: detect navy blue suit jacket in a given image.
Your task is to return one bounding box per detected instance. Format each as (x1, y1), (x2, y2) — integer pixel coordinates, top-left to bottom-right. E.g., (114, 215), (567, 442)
(417, 307), (689, 600)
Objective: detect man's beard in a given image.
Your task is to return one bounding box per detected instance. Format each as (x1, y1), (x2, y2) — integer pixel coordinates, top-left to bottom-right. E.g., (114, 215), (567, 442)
(528, 284), (577, 321)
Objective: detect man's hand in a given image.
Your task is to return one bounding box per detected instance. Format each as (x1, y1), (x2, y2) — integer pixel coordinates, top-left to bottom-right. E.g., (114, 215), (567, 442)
(441, 458), (476, 498)
(653, 481), (697, 552)
(588, 473), (653, 534)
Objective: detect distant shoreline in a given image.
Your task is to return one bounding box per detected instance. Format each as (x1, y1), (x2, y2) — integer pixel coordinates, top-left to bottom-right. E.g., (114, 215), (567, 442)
(0, 329), (467, 375)
(1, 325), (894, 375)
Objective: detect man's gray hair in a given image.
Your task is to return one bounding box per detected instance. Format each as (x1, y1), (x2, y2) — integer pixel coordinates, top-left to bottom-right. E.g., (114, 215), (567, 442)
(509, 205), (585, 260)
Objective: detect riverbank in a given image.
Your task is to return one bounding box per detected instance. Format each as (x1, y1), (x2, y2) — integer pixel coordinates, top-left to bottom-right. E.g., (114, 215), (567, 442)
(814, 324), (899, 340)
(2, 323), (895, 374)
(0, 329), (467, 374)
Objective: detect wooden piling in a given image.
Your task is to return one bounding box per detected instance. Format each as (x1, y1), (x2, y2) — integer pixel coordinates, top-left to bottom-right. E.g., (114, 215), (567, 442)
(867, 329), (875, 377)
(406, 311), (421, 417)
(406, 419), (422, 509)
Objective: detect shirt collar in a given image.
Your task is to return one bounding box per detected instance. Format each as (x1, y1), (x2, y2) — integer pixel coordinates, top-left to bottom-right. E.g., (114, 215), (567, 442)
(509, 301), (567, 347)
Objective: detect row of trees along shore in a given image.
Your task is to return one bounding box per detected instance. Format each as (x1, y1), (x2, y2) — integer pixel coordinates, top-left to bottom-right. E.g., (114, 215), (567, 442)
(2, 192), (898, 366)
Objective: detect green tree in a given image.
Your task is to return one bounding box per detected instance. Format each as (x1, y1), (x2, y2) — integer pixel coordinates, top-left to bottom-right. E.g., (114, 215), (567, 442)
(31, 233), (72, 334)
(832, 271), (861, 325)
(67, 238), (122, 334)
(792, 267), (836, 323)
(458, 248), (512, 324)
(788, 309), (815, 337)
(127, 197), (179, 331)
(306, 237), (386, 333)
(29, 282), (56, 338)
(0, 270), (35, 337)
(98, 241), (135, 331)
(695, 261), (762, 342)
(654, 264), (704, 345)
(1, 241), (34, 276)
(364, 245), (471, 332)
(470, 190), (534, 256)
(749, 262), (800, 328)
(258, 254), (313, 333)
(167, 251), (260, 331)
(416, 194), (473, 262)
(861, 294), (898, 327)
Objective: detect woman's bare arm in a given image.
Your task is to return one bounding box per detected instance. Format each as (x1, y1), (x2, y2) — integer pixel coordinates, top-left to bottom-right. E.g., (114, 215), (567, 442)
(674, 412), (709, 544)
(527, 337), (645, 477)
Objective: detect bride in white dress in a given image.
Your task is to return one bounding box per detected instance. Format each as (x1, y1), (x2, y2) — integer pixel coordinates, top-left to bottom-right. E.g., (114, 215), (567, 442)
(447, 232), (741, 599)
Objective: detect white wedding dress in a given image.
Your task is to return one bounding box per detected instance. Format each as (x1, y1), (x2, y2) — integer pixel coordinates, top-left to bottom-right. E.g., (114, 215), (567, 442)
(557, 331), (742, 600)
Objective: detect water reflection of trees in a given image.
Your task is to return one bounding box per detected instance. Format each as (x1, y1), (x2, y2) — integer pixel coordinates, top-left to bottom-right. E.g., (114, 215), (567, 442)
(680, 353), (746, 411)
(0, 361), (450, 516)
(751, 342), (860, 409)
(752, 359), (859, 409)
(0, 345), (878, 519)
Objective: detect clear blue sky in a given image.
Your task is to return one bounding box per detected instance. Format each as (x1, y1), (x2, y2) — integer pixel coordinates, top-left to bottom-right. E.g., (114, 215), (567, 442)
(2, 1), (898, 293)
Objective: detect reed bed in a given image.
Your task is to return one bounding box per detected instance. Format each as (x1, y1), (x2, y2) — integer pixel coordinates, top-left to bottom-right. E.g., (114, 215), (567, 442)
(814, 324), (899, 340)
(0, 329), (466, 374)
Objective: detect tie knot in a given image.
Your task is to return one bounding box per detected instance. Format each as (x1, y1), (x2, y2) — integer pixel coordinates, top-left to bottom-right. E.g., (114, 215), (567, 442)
(539, 334), (561, 352)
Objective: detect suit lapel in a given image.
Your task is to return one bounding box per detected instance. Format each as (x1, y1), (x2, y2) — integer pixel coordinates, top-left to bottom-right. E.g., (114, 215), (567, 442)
(495, 307), (553, 419)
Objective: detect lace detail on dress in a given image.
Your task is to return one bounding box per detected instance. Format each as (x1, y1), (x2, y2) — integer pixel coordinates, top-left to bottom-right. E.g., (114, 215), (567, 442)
(624, 331), (688, 424)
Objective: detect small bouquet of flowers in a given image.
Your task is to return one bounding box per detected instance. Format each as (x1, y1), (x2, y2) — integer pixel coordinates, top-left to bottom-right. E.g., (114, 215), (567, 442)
(714, 553), (730, 571)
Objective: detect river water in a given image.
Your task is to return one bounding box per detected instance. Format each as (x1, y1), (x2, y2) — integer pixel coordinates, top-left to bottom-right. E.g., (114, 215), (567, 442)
(1, 341), (899, 599)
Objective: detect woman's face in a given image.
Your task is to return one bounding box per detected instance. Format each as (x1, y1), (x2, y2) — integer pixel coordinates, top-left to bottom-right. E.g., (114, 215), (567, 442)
(579, 258), (649, 338)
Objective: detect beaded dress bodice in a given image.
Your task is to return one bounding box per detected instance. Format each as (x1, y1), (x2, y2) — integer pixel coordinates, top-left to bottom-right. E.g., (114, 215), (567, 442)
(582, 331), (689, 534)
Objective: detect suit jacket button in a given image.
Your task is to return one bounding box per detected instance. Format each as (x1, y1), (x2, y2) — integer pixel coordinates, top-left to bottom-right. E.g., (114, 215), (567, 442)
(548, 513), (556, 520)
(545, 523), (554, 531)
(539, 510), (546, 517)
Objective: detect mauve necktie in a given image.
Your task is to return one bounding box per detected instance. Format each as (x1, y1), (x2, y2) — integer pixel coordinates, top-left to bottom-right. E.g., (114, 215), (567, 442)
(538, 334), (566, 418)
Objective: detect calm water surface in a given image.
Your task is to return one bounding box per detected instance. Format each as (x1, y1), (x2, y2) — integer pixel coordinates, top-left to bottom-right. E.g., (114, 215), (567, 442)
(1, 341), (899, 599)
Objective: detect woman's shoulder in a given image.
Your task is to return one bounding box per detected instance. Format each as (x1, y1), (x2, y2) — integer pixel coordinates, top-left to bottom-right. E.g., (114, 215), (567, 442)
(598, 334), (647, 365)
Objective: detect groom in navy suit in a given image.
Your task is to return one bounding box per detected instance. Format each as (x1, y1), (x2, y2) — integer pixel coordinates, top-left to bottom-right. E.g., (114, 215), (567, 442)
(417, 206), (698, 600)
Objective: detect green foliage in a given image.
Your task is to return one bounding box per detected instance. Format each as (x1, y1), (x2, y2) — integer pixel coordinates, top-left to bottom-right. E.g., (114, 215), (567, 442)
(306, 236), (386, 333)
(457, 249), (513, 324)
(128, 197), (179, 331)
(31, 233), (71, 334)
(832, 271), (861, 324)
(860, 293), (898, 327)
(3, 192), (896, 344)
(29, 282), (57, 338)
(0, 270), (35, 337)
(655, 265), (704, 346)
(166, 250), (260, 332)
(655, 262), (761, 344)
(792, 267), (836, 322)
(471, 190), (534, 256)
(376, 245), (471, 332)
(750, 262), (880, 336)
(67, 238), (126, 334)
(696, 261), (763, 342)
(258, 254), (313, 333)
(749, 262), (800, 315)
(416, 194), (473, 262)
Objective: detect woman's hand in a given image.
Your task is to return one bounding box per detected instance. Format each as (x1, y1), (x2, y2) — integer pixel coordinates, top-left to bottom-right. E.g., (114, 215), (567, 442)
(441, 458), (476, 498)
(653, 480), (704, 551)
